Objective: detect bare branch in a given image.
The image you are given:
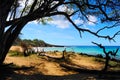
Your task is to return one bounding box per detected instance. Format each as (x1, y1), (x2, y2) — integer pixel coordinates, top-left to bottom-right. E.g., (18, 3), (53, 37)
(96, 22), (120, 34)
(51, 11), (119, 41)
(92, 41), (106, 54)
(69, 10), (79, 16)
(85, 1), (120, 22)
(20, 0), (29, 17)
(92, 41), (119, 57)
(111, 31), (120, 40)
(5, 0), (120, 41)
(92, 41), (119, 71)
(13, 0), (18, 19)
(28, 0), (38, 13)
(79, 30), (82, 38)
(92, 42), (104, 49)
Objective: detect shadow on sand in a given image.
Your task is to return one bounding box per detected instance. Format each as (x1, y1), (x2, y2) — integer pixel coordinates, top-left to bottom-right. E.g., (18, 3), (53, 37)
(1, 60), (120, 80)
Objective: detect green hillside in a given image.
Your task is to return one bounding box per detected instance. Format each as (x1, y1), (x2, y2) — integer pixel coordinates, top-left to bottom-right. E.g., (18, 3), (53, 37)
(13, 38), (63, 47)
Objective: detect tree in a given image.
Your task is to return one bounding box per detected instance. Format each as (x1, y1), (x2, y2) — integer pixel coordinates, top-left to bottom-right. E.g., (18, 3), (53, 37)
(20, 41), (29, 56)
(92, 42), (119, 72)
(13, 33), (22, 45)
(0, 0), (120, 65)
(62, 48), (66, 59)
(13, 35), (21, 45)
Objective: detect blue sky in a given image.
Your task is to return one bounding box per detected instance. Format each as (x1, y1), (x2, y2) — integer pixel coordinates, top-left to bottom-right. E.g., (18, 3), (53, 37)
(21, 15), (120, 46)
(17, 0), (120, 46)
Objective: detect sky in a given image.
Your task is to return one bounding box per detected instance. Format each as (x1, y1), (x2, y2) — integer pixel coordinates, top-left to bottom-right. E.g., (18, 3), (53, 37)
(21, 15), (120, 46)
(20, 0), (120, 46)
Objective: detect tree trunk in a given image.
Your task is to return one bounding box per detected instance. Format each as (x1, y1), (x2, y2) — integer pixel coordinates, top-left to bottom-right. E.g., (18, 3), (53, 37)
(23, 49), (28, 57)
(0, 0), (15, 65)
(103, 54), (110, 71)
(0, 44), (11, 65)
(0, 21), (27, 65)
(62, 49), (66, 59)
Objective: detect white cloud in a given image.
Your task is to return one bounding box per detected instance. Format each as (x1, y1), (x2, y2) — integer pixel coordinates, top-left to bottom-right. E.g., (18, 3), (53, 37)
(48, 15), (70, 29)
(87, 15), (97, 25)
(57, 5), (74, 15)
(72, 15), (97, 30)
(48, 15), (97, 29)
(57, 5), (67, 12)
(27, 16), (70, 29)
(74, 19), (84, 24)
(50, 20), (69, 29)
(73, 15), (97, 26)
(27, 14), (97, 30)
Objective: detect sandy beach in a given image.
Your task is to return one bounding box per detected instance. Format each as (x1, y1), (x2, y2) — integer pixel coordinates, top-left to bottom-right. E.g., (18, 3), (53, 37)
(2, 51), (120, 80)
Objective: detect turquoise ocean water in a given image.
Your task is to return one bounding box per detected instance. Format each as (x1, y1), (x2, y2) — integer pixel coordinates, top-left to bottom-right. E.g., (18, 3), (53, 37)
(33, 46), (120, 59)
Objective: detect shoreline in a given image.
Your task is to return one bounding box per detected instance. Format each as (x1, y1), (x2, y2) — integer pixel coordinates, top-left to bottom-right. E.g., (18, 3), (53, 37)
(32, 46), (120, 56)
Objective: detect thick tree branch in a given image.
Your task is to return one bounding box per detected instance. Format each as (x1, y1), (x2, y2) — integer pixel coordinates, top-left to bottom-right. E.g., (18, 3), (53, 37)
(5, 0), (63, 27)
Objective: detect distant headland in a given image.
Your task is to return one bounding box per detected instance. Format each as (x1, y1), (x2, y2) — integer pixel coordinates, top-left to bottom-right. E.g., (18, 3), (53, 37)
(13, 38), (64, 47)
